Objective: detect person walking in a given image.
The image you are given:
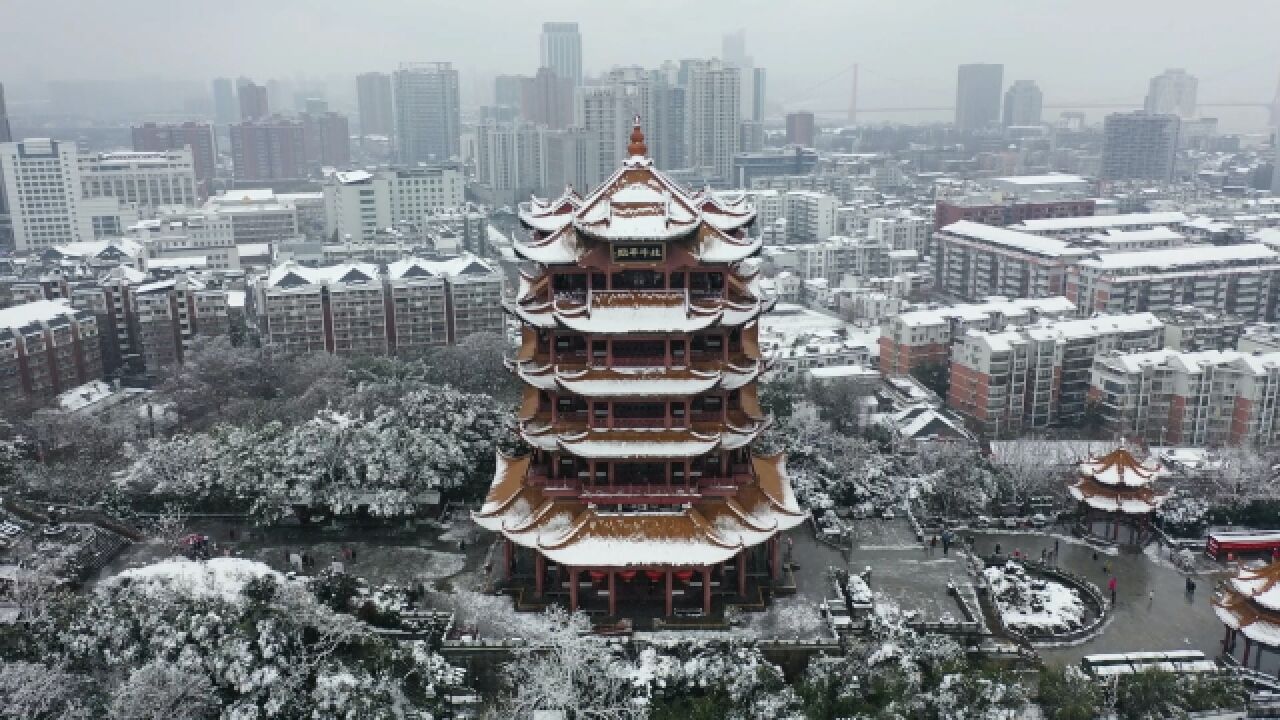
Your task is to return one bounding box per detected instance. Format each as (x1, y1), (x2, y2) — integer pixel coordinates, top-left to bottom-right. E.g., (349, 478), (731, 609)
(350, 546), (357, 564)
(1108, 576), (1117, 604)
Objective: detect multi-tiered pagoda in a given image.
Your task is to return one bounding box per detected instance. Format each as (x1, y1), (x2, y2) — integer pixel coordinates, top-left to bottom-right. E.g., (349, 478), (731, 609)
(1067, 445), (1166, 545)
(474, 120), (804, 619)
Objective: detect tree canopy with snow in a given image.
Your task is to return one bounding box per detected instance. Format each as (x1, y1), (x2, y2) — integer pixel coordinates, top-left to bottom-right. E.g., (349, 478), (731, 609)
(0, 557), (459, 719)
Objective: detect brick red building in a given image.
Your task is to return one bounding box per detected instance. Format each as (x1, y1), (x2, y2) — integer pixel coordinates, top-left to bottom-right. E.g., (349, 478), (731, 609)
(230, 118), (307, 181)
(0, 300), (104, 404)
(132, 121), (216, 190)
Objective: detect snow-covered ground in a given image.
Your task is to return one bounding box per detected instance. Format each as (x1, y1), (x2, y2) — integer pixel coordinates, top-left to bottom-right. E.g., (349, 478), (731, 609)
(983, 562), (1087, 635)
(742, 594), (830, 639)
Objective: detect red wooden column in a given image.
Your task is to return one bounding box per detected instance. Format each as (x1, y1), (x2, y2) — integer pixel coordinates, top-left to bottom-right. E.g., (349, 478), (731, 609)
(608, 570), (617, 617)
(1244, 637), (1254, 666)
(503, 540), (513, 581)
(738, 549), (748, 597)
(535, 554), (545, 598)
(702, 566), (713, 615)
(665, 569), (673, 617)
(568, 567), (579, 612)
(1223, 626), (1233, 654)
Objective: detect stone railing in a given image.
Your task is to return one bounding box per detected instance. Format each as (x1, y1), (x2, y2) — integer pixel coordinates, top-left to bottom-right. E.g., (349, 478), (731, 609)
(979, 557), (1109, 646)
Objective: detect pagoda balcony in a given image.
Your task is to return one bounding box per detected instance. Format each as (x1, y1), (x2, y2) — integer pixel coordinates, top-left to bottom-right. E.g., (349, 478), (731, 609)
(524, 473), (753, 502)
(610, 356), (670, 367)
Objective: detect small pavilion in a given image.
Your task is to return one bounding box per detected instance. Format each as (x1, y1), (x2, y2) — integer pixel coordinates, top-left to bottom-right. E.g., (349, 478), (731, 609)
(1213, 561), (1280, 675)
(1067, 445), (1166, 545)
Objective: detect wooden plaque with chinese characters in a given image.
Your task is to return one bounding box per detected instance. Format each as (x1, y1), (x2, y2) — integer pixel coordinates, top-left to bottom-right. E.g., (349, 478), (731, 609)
(611, 243), (665, 264)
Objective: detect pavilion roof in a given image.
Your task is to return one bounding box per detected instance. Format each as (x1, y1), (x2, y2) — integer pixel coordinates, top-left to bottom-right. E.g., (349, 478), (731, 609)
(1079, 445), (1161, 488)
(1067, 475), (1166, 514)
(1213, 579), (1280, 647)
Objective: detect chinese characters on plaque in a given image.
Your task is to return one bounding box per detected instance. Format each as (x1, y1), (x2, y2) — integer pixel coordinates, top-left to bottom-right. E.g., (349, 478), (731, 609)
(611, 243), (665, 263)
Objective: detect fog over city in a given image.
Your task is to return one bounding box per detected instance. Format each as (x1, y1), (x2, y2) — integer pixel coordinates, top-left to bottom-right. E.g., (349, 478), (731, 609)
(3, 0), (1279, 129)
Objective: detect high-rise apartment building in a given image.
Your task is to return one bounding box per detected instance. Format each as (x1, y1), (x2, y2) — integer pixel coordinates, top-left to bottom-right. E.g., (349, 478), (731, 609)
(751, 68), (767, 123)
(523, 67), (573, 130)
(212, 77), (237, 125)
(494, 75), (529, 109)
(0, 83), (11, 220)
(394, 62), (461, 164)
(686, 59), (741, 184)
(78, 150), (199, 210)
(1100, 111), (1179, 181)
(577, 72), (661, 185)
(238, 81), (269, 121)
(356, 72), (394, 137)
(1145, 68), (1198, 118)
(955, 63), (1004, 131)
(229, 119), (307, 181)
(0, 82), (11, 143)
(474, 121), (545, 206)
(785, 111), (815, 146)
(1002, 80), (1043, 126)
(131, 122), (216, 188)
(540, 22), (582, 87)
(301, 111), (351, 168)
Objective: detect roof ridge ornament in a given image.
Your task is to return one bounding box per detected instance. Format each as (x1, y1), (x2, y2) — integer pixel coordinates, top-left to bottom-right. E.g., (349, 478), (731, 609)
(627, 115), (647, 157)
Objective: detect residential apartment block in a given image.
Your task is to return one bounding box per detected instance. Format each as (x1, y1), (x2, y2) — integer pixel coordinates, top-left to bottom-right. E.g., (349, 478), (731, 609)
(878, 296), (1075, 375)
(947, 313), (1164, 436)
(254, 255), (503, 356)
(70, 270), (232, 377)
(0, 299), (104, 403)
(1090, 349), (1280, 446)
(1067, 244), (1280, 322)
(934, 220), (1091, 301)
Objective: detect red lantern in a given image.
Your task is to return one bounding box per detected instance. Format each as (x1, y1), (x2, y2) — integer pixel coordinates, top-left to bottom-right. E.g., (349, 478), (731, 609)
(645, 570), (664, 583)
(589, 571), (607, 583)
(675, 570), (694, 583)
(619, 570), (638, 582)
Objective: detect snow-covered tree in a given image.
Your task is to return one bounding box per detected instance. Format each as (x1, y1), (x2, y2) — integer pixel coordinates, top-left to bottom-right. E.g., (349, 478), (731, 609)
(0, 661), (95, 719)
(501, 608), (645, 720)
(107, 660), (219, 720)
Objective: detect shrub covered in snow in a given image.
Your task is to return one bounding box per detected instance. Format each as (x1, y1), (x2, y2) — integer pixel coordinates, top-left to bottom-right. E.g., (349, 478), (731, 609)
(983, 562), (1087, 636)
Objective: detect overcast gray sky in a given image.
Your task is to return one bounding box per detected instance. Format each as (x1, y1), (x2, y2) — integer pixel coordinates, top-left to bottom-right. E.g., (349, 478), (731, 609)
(3, 0), (1278, 121)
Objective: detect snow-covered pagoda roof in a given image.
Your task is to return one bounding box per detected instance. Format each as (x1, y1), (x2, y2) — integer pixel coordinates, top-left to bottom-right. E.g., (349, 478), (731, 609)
(1068, 444), (1166, 514)
(1214, 562), (1280, 648)
(473, 453), (805, 568)
(1079, 445), (1162, 488)
(511, 118), (757, 266)
(504, 290), (769, 334)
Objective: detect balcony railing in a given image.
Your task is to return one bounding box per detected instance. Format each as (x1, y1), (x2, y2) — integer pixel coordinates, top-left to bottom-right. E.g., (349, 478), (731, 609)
(611, 356), (668, 367)
(526, 474), (753, 500)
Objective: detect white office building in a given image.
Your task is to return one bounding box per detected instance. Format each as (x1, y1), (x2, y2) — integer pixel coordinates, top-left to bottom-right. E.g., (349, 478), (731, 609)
(323, 166), (466, 243)
(78, 149), (198, 211)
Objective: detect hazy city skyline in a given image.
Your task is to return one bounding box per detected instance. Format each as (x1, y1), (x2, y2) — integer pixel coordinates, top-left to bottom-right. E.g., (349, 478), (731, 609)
(2, 0), (1278, 129)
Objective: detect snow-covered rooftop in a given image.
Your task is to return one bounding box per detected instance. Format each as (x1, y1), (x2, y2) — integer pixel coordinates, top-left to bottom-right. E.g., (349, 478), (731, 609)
(940, 220), (1088, 258)
(0, 299), (81, 330)
(1078, 243), (1278, 271)
(1018, 211), (1190, 233)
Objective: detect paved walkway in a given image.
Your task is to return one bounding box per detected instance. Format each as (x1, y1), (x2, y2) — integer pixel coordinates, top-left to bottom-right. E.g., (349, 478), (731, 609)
(965, 529), (1231, 666)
